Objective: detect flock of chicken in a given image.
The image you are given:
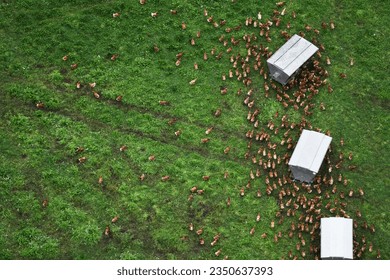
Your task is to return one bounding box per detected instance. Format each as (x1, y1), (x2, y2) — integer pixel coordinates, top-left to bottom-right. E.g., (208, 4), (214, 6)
(176, 2), (378, 260)
(53, 0), (380, 259)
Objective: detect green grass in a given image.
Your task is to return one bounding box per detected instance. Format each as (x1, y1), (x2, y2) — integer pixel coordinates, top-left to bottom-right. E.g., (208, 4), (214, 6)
(0, 0), (388, 260)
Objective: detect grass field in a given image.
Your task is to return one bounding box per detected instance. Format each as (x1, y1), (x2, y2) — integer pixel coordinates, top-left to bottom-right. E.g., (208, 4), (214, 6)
(0, 0), (389, 260)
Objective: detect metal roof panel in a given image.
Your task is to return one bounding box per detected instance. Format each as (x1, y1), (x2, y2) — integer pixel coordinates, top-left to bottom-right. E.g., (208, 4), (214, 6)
(283, 44), (319, 75)
(267, 34), (301, 64)
(274, 38), (311, 69)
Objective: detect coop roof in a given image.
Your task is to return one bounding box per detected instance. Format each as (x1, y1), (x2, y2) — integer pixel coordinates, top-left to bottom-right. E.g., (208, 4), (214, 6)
(267, 34), (319, 76)
(288, 129), (332, 173)
(321, 217), (353, 259)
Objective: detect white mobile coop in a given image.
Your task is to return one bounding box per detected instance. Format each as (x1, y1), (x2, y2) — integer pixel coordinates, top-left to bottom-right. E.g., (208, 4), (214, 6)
(288, 129), (332, 183)
(321, 217), (353, 260)
(267, 34), (318, 85)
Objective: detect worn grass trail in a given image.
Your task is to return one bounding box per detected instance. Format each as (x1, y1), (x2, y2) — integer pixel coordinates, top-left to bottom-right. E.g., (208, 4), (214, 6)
(0, 0), (389, 259)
